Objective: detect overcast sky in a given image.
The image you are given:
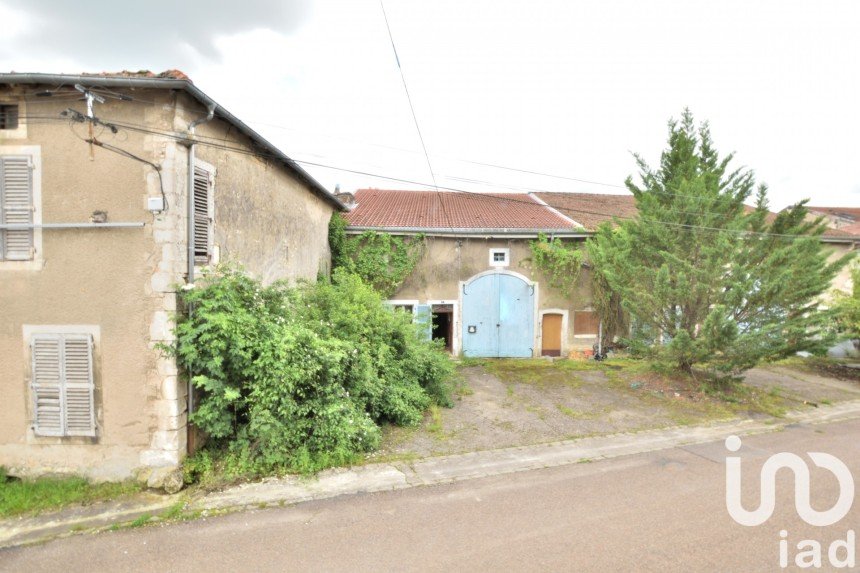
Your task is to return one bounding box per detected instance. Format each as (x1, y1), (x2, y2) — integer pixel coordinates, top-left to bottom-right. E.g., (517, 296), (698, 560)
(2, 0), (858, 209)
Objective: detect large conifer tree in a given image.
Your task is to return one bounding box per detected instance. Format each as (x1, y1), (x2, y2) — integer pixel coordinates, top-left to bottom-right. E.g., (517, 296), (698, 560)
(587, 110), (851, 374)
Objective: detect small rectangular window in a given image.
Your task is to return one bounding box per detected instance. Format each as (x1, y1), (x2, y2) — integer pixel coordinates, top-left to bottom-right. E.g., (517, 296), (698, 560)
(0, 105), (18, 130)
(489, 248), (510, 267)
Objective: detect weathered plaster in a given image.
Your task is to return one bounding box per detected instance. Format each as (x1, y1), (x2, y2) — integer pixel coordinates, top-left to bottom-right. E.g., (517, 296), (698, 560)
(389, 235), (598, 355)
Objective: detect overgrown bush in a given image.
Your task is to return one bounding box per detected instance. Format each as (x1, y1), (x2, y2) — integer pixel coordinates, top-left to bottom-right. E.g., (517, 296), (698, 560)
(172, 266), (453, 479)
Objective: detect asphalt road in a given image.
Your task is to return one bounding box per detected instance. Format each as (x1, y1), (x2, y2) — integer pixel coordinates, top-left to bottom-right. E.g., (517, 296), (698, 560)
(3, 419), (858, 572)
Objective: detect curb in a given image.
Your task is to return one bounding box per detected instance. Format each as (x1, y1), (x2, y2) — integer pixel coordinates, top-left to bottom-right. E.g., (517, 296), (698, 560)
(3, 398), (860, 549)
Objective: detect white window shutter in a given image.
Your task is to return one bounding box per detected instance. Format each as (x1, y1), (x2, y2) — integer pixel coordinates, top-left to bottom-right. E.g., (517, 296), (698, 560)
(31, 335), (64, 436)
(62, 335), (96, 437)
(0, 155), (34, 260)
(193, 166), (212, 264)
(31, 333), (96, 438)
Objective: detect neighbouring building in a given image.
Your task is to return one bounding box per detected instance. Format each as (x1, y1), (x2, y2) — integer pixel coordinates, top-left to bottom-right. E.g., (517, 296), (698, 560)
(344, 189), (859, 360)
(0, 71), (344, 482)
(803, 206), (860, 294)
(537, 193), (859, 296)
(343, 188), (601, 358)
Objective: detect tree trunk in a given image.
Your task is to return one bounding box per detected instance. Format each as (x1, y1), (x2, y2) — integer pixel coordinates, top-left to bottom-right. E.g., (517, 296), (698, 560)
(678, 360), (693, 375)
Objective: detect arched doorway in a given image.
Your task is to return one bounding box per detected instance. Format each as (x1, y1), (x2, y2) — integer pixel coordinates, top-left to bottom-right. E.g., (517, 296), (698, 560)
(461, 271), (535, 357)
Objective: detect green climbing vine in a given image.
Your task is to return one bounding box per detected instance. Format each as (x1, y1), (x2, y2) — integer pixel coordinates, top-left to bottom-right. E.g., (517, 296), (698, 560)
(530, 233), (627, 346)
(590, 265), (628, 346)
(329, 214), (425, 297)
(529, 233), (585, 295)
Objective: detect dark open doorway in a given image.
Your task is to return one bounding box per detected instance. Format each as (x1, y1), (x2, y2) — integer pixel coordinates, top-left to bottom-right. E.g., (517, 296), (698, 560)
(431, 304), (454, 352)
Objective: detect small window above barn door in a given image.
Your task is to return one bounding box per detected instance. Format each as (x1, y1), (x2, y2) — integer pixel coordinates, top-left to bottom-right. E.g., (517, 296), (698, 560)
(489, 248), (510, 267)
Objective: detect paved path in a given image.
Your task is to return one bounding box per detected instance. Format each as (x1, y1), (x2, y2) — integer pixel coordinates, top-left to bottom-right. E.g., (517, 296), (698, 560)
(2, 414), (859, 571)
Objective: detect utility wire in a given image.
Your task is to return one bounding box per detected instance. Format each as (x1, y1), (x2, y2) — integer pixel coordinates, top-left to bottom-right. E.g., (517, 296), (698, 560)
(377, 0), (453, 230)
(16, 114), (838, 241)
(17, 101), (737, 205)
(21, 113), (756, 218)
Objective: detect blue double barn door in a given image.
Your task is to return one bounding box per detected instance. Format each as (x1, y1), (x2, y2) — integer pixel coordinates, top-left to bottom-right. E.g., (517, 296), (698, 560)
(462, 273), (534, 357)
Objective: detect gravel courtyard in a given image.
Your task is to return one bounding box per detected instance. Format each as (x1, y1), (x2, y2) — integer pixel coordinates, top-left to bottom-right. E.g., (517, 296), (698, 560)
(371, 357), (860, 460)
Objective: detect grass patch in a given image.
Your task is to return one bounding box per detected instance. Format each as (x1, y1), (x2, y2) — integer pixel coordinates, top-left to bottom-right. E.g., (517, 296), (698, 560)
(182, 446), (364, 490)
(427, 405), (445, 435)
(160, 500), (186, 521)
(0, 468), (141, 519)
(556, 404), (608, 420)
(457, 357), (490, 368)
(128, 513), (152, 528)
(449, 370), (474, 399)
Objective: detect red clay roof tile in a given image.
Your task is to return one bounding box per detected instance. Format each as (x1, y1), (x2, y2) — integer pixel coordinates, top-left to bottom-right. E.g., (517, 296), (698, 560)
(345, 189), (576, 230)
(534, 192), (637, 231)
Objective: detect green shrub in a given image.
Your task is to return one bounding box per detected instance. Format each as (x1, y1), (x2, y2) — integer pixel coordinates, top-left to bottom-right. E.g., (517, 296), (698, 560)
(172, 266), (453, 477)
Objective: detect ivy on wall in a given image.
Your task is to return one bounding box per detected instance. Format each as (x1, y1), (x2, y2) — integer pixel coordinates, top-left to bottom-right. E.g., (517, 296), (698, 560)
(528, 233), (585, 295)
(529, 233), (627, 345)
(329, 213), (425, 297)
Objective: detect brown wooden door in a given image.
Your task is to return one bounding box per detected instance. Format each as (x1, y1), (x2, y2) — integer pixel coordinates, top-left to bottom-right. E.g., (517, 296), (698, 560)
(541, 313), (563, 357)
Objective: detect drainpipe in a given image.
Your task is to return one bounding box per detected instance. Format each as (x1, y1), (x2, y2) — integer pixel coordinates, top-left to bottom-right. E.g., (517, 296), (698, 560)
(185, 104), (216, 436)
(186, 104), (216, 286)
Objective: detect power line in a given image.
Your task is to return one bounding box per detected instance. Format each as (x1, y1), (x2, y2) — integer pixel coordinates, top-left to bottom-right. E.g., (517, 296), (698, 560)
(22, 113), (746, 218)
(17, 113), (837, 241)
(19, 96), (740, 205)
(378, 0), (452, 230)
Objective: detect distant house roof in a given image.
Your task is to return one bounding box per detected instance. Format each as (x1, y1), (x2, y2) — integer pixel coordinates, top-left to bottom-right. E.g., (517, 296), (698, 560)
(0, 71), (345, 211)
(538, 193), (857, 242)
(805, 206), (860, 238)
(807, 206), (860, 222)
(344, 189), (580, 234)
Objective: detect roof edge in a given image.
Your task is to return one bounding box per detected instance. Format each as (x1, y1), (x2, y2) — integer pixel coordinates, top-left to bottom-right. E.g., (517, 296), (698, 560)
(0, 73), (346, 212)
(346, 225), (593, 238)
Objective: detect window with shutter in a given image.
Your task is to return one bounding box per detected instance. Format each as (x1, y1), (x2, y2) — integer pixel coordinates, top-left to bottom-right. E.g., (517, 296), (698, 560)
(573, 310), (600, 336)
(0, 155), (34, 261)
(31, 333), (96, 438)
(31, 335), (63, 436)
(193, 165), (213, 265)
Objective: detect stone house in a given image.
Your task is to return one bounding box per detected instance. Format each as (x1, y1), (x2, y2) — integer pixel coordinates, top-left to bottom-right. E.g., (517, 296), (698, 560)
(802, 205), (860, 294)
(342, 189), (601, 358)
(344, 189), (858, 359)
(0, 71), (344, 482)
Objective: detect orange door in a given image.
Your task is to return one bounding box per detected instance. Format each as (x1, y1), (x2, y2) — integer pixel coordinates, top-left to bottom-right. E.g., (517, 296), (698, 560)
(541, 313), (563, 357)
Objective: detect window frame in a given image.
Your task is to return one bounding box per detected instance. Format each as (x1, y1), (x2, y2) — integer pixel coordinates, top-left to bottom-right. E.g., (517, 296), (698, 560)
(0, 146), (42, 270)
(386, 299), (419, 316)
(0, 99), (26, 139)
(23, 324), (101, 443)
(489, 248), (510, 267)
(192, 158), (216, 268)
(0, 104), (19, 130)
(573, 309), (601, 338)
